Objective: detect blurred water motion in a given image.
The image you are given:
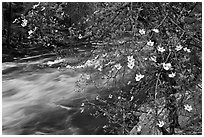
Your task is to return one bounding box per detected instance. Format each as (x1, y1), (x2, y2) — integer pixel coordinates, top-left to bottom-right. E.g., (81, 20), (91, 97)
(2, 59), (107, 135)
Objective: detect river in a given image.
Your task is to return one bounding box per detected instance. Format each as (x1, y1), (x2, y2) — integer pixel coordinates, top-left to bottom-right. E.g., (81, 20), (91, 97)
(2, 57), (108, 135)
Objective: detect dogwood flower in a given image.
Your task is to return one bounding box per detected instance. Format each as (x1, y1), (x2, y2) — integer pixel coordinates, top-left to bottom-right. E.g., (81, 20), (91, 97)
(168, 72), (176, 78)
(98, 66), (103, 71)
(139, 29), (146, 35)
(147, 40), (154, 46)
(183, 47), (191, 53)
(127, 56), (135, 69)
(21, 19), (28, 27)
(135, 74), (144, 81)
(127, 55), (135, 62)
(128, 62), (135, 69)
(157, 120), (165, 127)
(162, 63), (172, 70)
(28, 30), (34, 35)
(114, 63), (122, 70)
(175, 45), (183, 51)
(157, 46), (165, 53)
(33, 3), (40, 9)
(184, 104), (192, 112)
(108, 94), (113, 99)
(152, 28), (159, 33)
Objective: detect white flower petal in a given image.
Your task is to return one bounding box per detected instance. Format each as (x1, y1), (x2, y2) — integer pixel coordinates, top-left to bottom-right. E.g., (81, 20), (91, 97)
(168, 72), (176, 78)
(157, 46), (165, 53)
(183, 47), (191, 53)
(128, 62), (135, 69)
(135, 74), (144, 81)
(127, 55), (135, 62)
(115, 63), (122, 70)
(175, 45), (183, 51)
(130, 96), (134, 101)
(78, 34), (82, 39)
(109, 94), (113, 99)
(98, 66), (102, 71)
(184, 104), (192, 112)
(96, 96), (99, 100)
(137, 125), (142, 132)
(147, 40), (154, 46)
(21, 19), (28, 27)
(162, 63), (172, 70)
(139, 29), (146, 35)
(157, 121), (165, 127)
(81, 103), (85, 106)
(152, 28), (159, 33)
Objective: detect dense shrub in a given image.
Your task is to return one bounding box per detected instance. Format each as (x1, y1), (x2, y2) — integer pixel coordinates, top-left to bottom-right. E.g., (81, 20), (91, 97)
(76, 2), (202, 135)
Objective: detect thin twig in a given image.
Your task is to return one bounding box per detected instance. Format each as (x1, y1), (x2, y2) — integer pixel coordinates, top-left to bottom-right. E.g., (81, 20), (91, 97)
(168, 16), (202, 45)
(156, 13), (168, 29)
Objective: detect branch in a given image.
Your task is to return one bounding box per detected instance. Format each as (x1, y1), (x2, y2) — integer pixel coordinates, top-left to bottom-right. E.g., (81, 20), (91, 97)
(168, 16), (202, 48)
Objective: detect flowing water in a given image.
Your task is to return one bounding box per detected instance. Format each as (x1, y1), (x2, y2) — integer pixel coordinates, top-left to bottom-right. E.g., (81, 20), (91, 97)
(2, 57), (108, 135)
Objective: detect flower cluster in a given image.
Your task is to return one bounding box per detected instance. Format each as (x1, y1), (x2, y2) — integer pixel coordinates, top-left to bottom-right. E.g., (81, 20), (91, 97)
(127, 55), (135, 69)
(183, 47), (191, 53)
(85, 59), (101, 70)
